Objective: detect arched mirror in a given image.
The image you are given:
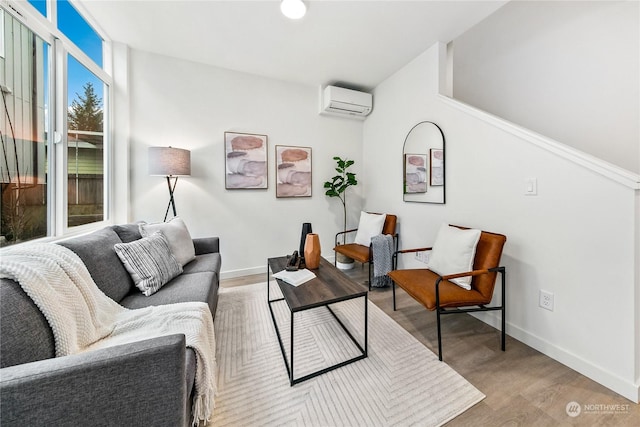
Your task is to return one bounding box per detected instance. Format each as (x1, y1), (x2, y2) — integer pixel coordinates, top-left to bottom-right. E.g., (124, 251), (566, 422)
(402, 121), (445, 204)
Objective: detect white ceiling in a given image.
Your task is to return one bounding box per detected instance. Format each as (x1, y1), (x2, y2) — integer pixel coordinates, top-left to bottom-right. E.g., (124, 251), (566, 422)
(79, 0), (507, 91)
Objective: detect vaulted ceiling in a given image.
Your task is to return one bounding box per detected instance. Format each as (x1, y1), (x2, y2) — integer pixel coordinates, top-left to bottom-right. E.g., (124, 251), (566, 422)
(79, 0), (507, 91)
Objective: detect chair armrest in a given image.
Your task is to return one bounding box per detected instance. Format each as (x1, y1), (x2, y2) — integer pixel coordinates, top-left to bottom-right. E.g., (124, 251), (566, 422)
(394, 247), (433, 255)
(1, 335), (188, 427)
(335, 229), (359, 245)
(193, 237), (220, 255)
(441, 268), (493, 281)
(392, 247), (432, 270)
(439, 266), (505, 281)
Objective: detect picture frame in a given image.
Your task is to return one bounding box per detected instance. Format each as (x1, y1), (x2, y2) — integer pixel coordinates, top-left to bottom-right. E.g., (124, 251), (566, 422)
(275, 145), (312, 198)
(430, 148), (444, 186)
(225, 132), (268, 190)
(404, 153), (428, 194)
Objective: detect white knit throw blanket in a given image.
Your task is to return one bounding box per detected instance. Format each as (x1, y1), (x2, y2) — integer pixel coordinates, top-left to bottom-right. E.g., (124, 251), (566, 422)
(0, 243), (216, 426)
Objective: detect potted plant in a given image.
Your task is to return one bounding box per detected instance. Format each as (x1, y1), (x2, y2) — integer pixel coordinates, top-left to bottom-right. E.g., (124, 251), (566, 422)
(324, 156), (358, 269)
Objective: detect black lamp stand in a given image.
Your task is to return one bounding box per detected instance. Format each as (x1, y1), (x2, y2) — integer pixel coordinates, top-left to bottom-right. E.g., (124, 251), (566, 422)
(164, 176), (179, 222)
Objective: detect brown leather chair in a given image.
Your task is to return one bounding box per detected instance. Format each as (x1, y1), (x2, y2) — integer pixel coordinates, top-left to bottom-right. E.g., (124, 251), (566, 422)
(334, 214), (398, 289)
(388, 226), (506, 361)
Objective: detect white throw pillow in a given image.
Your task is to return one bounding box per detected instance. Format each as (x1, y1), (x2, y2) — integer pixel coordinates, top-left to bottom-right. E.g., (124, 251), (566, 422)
(114, 231), (183, 296)
(426, 224), (481, 290)
(139, 217), (196, 267)
(353, 212), (387, 246)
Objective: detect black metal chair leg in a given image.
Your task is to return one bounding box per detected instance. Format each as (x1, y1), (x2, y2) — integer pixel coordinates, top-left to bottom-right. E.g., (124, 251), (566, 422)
(502, 310), (506, 351)
(392, 282), (396, 311)
(437, 308), (443, 361)
(501, 268), (506, 351)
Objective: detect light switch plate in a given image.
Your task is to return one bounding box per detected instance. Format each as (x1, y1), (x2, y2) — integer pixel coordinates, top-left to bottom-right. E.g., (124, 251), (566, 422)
(525, 178), (537, 196)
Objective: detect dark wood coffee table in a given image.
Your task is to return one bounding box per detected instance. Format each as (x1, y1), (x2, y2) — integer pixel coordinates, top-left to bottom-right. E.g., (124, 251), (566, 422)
(267, 256), (368, 386)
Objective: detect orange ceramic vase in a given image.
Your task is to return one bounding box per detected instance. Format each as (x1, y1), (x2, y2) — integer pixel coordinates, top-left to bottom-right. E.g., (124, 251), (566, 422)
(304, 233), (321, 269)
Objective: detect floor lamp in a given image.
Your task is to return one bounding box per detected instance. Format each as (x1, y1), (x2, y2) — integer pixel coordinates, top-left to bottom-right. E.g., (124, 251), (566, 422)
(148, 146), (191, 222)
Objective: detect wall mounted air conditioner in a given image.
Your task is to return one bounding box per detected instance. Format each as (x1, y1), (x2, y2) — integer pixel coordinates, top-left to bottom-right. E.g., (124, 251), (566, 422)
(320, 85), (372, 119)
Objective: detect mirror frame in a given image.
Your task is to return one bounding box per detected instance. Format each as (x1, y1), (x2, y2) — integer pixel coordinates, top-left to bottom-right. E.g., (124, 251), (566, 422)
(402, 121), (446, 204)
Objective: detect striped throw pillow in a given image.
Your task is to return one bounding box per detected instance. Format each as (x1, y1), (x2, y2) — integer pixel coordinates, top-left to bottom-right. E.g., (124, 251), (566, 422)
(114, 231), (183, 296)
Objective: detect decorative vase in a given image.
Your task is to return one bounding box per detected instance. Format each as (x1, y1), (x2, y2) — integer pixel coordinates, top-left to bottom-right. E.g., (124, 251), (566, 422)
(299, 222), (313, 257)
(304, 233), (321, 270)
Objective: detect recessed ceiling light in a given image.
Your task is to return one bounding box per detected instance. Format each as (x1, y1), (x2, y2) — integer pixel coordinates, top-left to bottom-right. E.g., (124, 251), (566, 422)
(281, 0), (306, 20)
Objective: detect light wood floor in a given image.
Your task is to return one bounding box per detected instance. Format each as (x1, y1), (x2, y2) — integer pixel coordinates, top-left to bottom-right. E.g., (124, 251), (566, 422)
(221, 267), (640, 426)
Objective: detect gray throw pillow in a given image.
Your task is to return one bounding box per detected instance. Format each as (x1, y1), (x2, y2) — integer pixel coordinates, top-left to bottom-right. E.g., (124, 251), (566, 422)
(114, 231), (183, 296)
(139, 217), (196, 267)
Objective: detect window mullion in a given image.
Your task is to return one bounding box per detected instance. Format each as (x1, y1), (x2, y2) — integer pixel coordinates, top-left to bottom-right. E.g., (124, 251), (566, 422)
(103, 81), (110, 222)
(46, 35), (55, 237)
(53, 37), (67, 236)
(48, 0), (56, 29)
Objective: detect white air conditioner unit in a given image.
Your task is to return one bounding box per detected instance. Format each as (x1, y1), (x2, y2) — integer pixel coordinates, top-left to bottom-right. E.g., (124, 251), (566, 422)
(320, 85), (372, 119)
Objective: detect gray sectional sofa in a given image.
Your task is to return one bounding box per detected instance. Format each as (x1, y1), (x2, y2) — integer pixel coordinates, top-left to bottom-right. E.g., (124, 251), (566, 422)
(0, 222), (221, 427)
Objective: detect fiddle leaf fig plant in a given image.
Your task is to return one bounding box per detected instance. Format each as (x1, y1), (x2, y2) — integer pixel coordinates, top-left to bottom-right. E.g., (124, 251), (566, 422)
(324, 157), (358, 244)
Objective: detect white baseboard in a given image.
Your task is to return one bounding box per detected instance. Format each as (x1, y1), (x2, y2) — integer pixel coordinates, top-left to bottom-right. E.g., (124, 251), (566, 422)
(220, 266), (266, 280)
(471, 311), (639, 403)
(220, 255), (337, 281)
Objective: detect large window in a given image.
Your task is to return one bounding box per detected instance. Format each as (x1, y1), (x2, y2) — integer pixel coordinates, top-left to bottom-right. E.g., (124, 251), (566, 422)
(58, 0), (102, 66)
(0, 10), (49, 244)
(67, 56), (104, 227)
(1, 1), (111, 246)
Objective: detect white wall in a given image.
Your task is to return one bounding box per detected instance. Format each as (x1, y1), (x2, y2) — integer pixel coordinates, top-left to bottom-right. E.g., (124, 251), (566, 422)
(128, 50), (364, 277)
(452, 0), (640, 173)
(363, 44), (639, 402)
(111, 42), (131, 225)
(123, 9), (639, 402)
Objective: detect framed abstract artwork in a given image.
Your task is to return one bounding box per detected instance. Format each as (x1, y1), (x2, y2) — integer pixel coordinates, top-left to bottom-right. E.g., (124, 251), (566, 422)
(404, 153), (428, 194)
(430, 148), (444, 186)
(275, 145), (312, 197)
(225, 132), (268, 189)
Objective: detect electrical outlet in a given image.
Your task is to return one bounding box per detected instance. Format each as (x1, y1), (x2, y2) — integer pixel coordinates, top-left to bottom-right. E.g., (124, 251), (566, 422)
(539, 290), (554, 311)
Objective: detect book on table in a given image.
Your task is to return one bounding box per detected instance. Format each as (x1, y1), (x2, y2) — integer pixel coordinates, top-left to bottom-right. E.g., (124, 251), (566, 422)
(272, 269), (316, 286)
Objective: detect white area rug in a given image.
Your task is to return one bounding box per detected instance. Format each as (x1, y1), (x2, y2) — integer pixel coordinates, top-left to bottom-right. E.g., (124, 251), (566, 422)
(212, 282), (484, 426)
